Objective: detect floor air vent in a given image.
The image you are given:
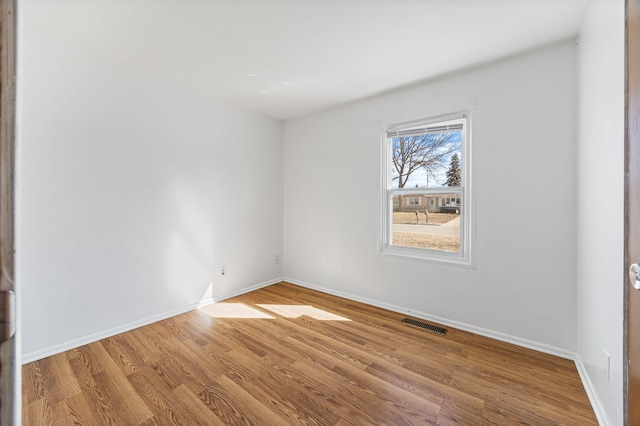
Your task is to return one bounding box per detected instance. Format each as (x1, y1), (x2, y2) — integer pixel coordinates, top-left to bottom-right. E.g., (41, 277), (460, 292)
(401, 318), (447, 336)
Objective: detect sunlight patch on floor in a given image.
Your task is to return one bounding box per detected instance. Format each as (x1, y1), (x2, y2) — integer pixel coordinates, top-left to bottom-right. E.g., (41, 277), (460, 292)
(198, 303), (275, 319)
(257, 304), (351, 321)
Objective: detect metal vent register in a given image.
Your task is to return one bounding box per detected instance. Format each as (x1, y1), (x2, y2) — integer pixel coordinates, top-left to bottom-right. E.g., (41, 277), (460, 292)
(401, 318), (447, 336)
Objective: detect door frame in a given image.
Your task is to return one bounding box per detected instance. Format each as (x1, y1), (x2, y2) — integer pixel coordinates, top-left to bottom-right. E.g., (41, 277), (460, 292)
(625, 0), (640, 424)
(0, 0), (17, 424)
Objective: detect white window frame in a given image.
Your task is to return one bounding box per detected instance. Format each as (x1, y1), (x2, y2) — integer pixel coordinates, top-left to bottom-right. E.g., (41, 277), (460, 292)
(380, 111), (473, 266)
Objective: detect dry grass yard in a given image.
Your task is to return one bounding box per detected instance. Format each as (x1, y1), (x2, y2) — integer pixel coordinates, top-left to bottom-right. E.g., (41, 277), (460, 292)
(392, 212), (460, 251)
(393, 212), (458, 225)
(393, 233), (461, 252)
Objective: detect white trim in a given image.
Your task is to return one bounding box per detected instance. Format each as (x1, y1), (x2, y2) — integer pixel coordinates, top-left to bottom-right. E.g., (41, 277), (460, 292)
(384, 111), (468, 133)
(382, 244), (474, 268)
(283, 277), (612, 423)
(21, 277), (280, 364)
(380, 111), (474, 267)
(284, 277), (575, 360)
(208, 278), (281, 304)
(574, 356), (611, 426)
(22, 304), (198, 364)
(22, 275), (605, 425)
(393, 186), (461, 196)
(280, 277), (603, 422)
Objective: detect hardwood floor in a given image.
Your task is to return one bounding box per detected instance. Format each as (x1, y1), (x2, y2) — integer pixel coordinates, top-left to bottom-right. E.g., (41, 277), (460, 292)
(22, 282), (597, 425)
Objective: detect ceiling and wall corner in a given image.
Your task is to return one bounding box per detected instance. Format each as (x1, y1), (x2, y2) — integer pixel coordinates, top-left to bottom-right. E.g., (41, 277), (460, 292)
(21, 0), (591, 121)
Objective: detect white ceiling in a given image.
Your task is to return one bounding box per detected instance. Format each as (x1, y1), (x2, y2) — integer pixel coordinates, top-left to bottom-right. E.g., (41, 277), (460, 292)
(23, 0), (591, 121)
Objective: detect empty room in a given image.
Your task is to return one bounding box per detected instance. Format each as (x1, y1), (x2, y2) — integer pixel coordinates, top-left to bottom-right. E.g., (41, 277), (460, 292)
(2, 0), (633, 424)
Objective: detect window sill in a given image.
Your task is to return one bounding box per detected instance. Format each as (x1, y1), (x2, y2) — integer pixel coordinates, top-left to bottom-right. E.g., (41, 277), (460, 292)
(380, 244), (474, 268)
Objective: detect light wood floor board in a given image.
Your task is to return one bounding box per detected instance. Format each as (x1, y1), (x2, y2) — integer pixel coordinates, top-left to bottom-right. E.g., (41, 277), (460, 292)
(22, 282), (597, 425)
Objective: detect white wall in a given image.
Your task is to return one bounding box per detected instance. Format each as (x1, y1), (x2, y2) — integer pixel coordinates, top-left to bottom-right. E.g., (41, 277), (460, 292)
(17, 23), (284, 360)
(284, 41), (578, 352)
(576, 0), (625, 424)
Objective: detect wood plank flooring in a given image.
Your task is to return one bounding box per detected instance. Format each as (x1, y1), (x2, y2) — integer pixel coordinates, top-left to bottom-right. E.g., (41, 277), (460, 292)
(22, 282), (597, 425)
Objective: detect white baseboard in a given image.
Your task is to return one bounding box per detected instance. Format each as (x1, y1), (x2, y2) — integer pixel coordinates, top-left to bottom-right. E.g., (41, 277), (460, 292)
(284, 277), (576, 360)
(22, 277), (282, 364)
(210, 278), (282, 304)
(22, 275), (607, 426)
(285, 278), (612, 425)
(574, 356), (611, 426)
(23, 276), (575, 363)
(22, 303), (199, 364)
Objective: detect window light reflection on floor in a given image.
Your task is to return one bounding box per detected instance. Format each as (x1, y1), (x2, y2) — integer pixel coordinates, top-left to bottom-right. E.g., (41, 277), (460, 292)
(198, 303), (275, 319)
(257, 304), (351, 321)
(198, 302), (352, 321)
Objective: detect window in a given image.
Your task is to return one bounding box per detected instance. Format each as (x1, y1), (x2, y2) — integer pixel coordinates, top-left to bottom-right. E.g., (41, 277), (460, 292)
(380, 112), (472, 265)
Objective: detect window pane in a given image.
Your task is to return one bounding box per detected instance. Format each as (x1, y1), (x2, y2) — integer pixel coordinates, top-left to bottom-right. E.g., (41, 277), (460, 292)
(382, 112), (470, 264)
(390, 131), (462, 189)
(391, 193), (461, 253)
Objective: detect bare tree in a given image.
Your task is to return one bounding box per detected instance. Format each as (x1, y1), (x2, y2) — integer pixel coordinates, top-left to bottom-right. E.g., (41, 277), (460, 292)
(392, 133), (460, 188)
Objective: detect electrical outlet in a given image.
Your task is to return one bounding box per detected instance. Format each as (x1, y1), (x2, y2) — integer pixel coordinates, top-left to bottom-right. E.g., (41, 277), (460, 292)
(220, 266), (226, 276)
(275, 255), (280, 264)
(603, 349), (610, 382)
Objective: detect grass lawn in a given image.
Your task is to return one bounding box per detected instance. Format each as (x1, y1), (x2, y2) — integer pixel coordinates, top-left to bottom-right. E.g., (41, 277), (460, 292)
(393, 212), (458, 225)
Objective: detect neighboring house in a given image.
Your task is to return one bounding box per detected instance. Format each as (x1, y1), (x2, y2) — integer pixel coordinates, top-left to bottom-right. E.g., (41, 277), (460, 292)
(393, 194), (460, 213)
